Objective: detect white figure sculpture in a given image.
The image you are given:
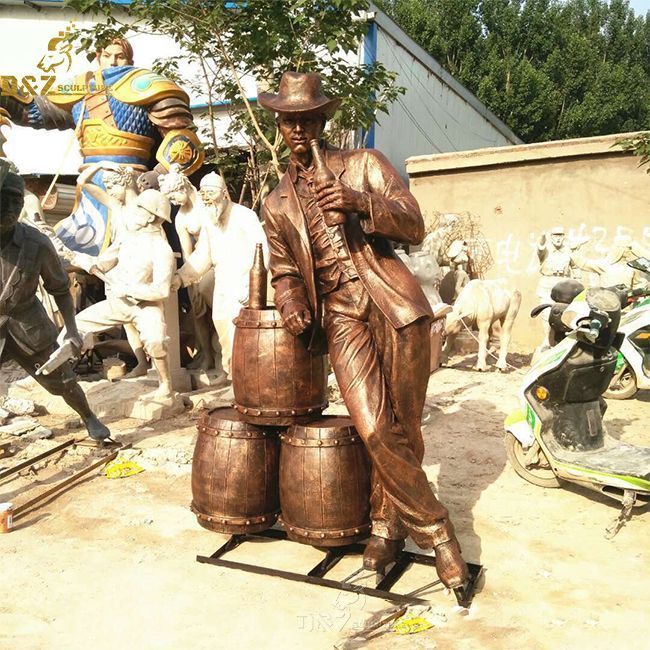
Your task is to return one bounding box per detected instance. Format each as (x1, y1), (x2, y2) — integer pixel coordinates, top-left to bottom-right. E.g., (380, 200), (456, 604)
(77, 162), (138, 242)
(439, 239), (471, 304)
(421, 213), (459, 267)
(408, 249), (444, 311)
(159, 165), (218, 371)
(597, 236), (650, 289)
(536, 226), (603, 349)
(70, 190), (176, 398)
(76, 162), (149, 377)
(173, 172), (268, 380)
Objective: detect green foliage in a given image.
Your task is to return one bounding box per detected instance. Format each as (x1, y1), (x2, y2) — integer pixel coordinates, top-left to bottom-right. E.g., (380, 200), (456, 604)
(63, 0), (404, 198)
(379, 0), (650, 143)
(619, 133), (650, 173)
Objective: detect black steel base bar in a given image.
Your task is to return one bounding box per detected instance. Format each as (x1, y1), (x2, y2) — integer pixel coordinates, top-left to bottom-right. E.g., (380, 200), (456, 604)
(197, 528), (483, 608)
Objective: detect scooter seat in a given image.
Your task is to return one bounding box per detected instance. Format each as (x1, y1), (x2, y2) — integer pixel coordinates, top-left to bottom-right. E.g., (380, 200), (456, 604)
(545, 434), (650, 486)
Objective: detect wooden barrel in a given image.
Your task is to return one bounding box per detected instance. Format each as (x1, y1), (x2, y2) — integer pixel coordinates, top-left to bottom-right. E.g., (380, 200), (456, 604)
(232, 306), (328, 426)
(279, 416), (371, 547)
(191, 407), (280, 534)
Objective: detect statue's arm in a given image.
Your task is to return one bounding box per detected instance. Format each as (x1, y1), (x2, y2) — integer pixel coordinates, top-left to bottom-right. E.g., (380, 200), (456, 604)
(177, 228), (211, 286)
(174, 213), (195, 262)
(570, 251), (604, 275)
(537, 233), (548, 262)
(74, 241), (120, 276)
(39, 236), (81, 342)
(148, 96), (204, 175)
(262, 203), (310, 321)
(360, 150), (425, 245)
(78, 179), (117, 212)
(0, 95), (74, 130)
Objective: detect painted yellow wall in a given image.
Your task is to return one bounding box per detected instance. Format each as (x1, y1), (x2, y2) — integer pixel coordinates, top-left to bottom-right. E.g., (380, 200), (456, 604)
(406, 133), (650, 351)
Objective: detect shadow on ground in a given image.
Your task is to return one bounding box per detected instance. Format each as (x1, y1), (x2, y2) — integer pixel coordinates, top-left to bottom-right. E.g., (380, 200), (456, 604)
(422, 390), (509, 566)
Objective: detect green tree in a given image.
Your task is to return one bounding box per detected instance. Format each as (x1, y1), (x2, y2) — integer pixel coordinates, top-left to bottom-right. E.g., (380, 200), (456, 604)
(65, 0), (404, 203)
(379, 0), (650, 143)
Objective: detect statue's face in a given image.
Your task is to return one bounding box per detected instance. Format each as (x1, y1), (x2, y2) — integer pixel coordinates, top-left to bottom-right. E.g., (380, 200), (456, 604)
(277, 112), (325, 157)
(199, 186), (227, 208)
(98, 44), (129, 70)
(551, 234), (565, 249)
(0, 190), (24, 234)
(127, 204), (154, 231)
(105, 181), (126, 203)
(167, 188), (189, 207)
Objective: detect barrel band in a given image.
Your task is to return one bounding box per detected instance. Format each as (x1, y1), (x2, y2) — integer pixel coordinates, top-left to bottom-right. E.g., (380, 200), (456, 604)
(279, 518), (371, 540)
(191, 504), (280, 527)
(233, 403), (328, 419)
(196, 425), (277, 440)
(233, 317), (283, 329)
(279, 432), (360, 447)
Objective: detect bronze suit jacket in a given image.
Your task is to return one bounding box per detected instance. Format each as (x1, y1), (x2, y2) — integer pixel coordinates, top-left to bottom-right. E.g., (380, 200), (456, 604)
(262, 147), (433, 344)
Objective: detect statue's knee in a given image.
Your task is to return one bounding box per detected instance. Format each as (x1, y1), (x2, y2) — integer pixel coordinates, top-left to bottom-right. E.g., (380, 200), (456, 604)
(145, 340), (167, 358)
(38, 373), (77, 397)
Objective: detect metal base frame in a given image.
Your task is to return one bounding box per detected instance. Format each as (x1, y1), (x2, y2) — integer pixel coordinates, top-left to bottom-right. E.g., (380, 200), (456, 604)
(197, 528), (483, 608)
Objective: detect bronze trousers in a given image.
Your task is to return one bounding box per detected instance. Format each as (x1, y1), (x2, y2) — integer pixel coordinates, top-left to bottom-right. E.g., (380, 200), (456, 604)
(322, 279), (448, 548)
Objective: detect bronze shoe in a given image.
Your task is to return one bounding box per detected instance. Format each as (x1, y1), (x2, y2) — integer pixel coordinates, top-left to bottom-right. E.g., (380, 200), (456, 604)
(431, 519), (469, 589)
(363, 535), (405, 572)
(434, 538), (469, 589)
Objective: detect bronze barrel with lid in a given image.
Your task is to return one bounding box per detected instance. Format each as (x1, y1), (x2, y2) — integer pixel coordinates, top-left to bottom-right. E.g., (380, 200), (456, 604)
(232, 306), (328, 426)
(279, 416), (372, 547)
(191, 407), (280, 534)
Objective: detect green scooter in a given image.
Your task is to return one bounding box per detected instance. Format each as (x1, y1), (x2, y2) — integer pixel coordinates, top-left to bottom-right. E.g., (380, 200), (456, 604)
(504, 282), (650, 536)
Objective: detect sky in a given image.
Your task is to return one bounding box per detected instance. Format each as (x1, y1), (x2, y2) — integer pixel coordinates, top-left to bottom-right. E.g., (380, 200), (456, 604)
(629, 0), (650, 15)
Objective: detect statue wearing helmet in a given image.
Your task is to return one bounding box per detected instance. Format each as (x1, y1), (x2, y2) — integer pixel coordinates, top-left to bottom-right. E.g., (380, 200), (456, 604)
(69, 189), (176, 399)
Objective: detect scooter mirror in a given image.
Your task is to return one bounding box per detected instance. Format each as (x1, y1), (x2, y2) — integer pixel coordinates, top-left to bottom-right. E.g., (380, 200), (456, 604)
(530, 304), (552, 318)
(627, 256), (650, 272)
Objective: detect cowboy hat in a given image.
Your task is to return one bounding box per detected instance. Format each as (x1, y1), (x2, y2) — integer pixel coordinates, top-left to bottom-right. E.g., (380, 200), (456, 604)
(258, 71), (341, 117)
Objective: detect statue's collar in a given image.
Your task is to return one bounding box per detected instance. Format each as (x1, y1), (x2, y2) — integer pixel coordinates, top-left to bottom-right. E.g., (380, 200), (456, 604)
(97, 65), (135, 88)
(11, 222), (25, 247)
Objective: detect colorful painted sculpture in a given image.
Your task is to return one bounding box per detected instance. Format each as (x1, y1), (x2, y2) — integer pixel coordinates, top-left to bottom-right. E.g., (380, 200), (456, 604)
(0, 37), (203, 255)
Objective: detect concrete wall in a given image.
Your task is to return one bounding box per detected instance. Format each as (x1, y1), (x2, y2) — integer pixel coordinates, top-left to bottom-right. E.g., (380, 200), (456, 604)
(406, 133), (650, 351)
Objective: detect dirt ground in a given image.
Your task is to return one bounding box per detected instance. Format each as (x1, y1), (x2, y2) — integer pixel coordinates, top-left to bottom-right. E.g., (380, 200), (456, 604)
(1, 355), (649, 650)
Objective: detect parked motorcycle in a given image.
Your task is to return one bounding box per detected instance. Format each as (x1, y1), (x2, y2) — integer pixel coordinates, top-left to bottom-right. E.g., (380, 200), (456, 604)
(603, 257), (650, 400)
(504, 283), (650, 535)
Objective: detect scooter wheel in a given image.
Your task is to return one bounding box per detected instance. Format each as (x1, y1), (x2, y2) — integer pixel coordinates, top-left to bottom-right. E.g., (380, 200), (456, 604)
(603, 363), (638, 400)
(504, 432), (560, 488)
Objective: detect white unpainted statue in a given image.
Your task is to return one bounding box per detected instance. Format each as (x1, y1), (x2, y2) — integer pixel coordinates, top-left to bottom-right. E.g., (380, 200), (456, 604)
(158, 164), (218, 372)
(439, 239), (471, 304)
(536, 225), (603, 351)
(173, 172), (268, 379)
(76, 162), (150, 377)
(596, 236), (650, 289)
(408, 249), (444, 313)
(443, 279), (521, 372)
(70, 190), (176, 399)
(421, 213), (459, 266)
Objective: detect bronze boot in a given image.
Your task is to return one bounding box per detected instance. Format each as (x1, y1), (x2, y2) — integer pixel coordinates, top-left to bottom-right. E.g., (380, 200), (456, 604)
(363, 535), (405, 572)
(431, 519), (469, 589)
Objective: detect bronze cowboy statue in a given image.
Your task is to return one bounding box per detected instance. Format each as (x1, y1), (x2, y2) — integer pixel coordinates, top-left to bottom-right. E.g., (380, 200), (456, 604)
(0, 163), (110, 441)
(259, 72), (468, 589)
